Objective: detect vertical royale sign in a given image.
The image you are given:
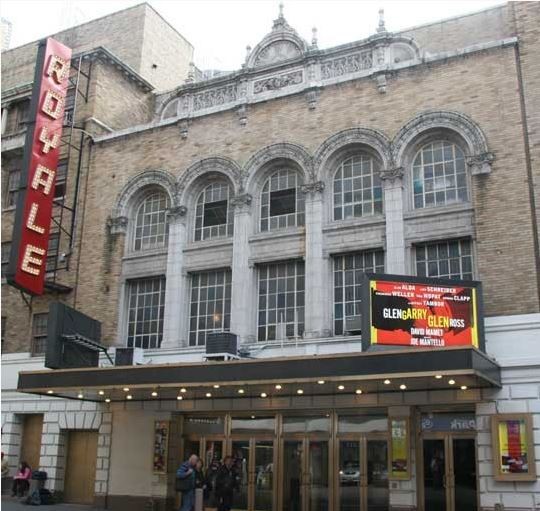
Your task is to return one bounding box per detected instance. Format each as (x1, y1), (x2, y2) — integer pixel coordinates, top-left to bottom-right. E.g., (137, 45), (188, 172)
(7, 38), (72, 295)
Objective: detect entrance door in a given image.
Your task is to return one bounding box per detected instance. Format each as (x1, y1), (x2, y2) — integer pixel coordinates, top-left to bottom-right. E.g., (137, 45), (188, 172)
(64, 431), (98, 504)
(337, 438), (389, 511)
(421, 436), (477, 511)
(230, 438), (276, 511)
(282, 439), (330, 511)
(20, 414), (43, 471)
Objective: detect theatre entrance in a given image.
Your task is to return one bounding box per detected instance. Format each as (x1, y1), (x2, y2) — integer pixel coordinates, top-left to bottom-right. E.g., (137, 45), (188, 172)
(419, 414), (478, 511)
(181, 413), (389, 511)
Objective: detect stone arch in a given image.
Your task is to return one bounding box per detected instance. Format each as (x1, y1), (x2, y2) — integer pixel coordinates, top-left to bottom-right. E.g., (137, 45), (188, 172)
(314, 128), (392, 181)
(176, 157), (243, 205)
(392, 110), (490, 165)
(243, 142), (314, 194)
(112, 169), (177, 220)
(160, 98), (180, 120)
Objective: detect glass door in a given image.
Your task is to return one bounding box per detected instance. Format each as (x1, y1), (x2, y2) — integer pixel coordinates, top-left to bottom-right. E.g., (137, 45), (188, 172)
(204, 438), (224, 509)
(338, 440), (361, 511)
(231, 440), (250, 511)
(452, 438), (477, 511)
(421, 435), (477, 511)
(254, 440), (274, 511)
(283, 440), (303, 511)
(366, 439), (388, 511)
(308, 440), (329, 511)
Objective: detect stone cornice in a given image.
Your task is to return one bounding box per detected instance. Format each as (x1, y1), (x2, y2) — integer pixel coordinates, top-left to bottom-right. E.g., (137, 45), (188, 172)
(94, 37), (518, 145)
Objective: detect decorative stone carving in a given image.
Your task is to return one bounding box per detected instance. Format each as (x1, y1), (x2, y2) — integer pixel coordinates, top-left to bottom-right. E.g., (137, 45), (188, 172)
(305, 89), (319, 110)
(237, 104), (248, 126)
(254, 40), (302, 67)
(107, 216), (128, 235)
(166, 205), (187, 222)
(313, 127), (392, 178)
(254, 70), (303, 94)
(467, 152), (495, 175)
(374, 73), (388, 94)
(301, 181), (325, 196)
(231, 193), (252, 213)
(379, 167), (404, 184)
(179, 119), (190, 139)
(244, 143), (315, 185)
(392, 111), (491, 165)
(320, 51), (372, 80)
(193, 84), (237, 111)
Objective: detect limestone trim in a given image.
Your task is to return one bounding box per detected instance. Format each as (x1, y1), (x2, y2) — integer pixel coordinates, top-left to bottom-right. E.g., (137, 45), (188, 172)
(314, 127), (392, 180)
(244, 142), (314, 192)
(176, 157), (243, 202)
(111, 169), (177, 220)
(392, 110), (491, 165)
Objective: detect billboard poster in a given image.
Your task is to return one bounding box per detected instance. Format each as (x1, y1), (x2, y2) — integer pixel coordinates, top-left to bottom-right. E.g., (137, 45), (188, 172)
(153, 420), (169, 474)
(6, 38), (72, 295)
(362, 273), (484, 351)
(492, 414), (536, 481)
(389, 417), (410, 480)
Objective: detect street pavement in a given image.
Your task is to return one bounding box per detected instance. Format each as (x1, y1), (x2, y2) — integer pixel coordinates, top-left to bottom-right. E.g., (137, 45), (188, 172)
(1, 497), (105, 510)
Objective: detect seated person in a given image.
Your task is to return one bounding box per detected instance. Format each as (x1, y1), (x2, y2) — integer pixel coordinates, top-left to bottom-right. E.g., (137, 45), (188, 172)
(11, 461), (31, 497)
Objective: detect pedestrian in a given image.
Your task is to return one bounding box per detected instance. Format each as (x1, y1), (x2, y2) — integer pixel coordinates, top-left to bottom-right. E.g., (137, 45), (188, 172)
(215, 456), (236, 511)
(1, 452), (9, 478)
(11, 461), (31, 497)
(176, 454), (198, 511)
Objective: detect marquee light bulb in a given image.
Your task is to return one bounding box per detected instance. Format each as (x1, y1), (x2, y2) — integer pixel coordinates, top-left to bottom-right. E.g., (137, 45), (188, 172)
(238, 389), (245, 394)
(275, 385), (282, 390)
(206, 393), (212, 398)
(338, 385), (345, 390)
(297, 389), (304, 395)
(449, 379), (456, 385)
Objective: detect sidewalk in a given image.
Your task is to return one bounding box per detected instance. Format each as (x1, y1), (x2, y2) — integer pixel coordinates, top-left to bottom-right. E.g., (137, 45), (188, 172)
(1, 497), (105, 511)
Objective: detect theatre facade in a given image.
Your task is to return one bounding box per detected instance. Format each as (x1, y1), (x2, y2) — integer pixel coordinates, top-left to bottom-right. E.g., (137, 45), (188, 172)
(2, 2), (540, 511)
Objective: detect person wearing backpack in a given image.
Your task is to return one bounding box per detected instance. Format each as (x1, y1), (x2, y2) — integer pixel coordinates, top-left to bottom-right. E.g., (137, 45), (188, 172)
(176, 454), (198, 511)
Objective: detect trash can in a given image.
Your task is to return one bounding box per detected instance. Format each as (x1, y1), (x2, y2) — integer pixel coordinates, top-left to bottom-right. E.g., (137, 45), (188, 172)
(27, 471), (51, 505)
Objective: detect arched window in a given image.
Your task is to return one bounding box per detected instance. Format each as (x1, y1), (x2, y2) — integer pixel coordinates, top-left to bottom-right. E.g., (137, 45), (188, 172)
(133, 191), (169, 251)
(333, 153), (382, 220)
(260, 169), (304, 231)
(194, 181), (233, 241)
(412, 141), (467, 208)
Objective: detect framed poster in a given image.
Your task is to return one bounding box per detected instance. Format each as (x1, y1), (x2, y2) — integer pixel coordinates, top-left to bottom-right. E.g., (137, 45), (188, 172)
(389, 417), (410, 480)
(153, 420), (169, 474)
(362, 273), (485, 352)
(492, 414), (536, 481)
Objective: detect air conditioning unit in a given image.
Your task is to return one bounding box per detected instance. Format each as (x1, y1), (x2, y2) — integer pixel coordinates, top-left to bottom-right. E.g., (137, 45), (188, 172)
(205, 332), (239, 360)
(115, 347), (144, 366)
(345, 315), (362, 335)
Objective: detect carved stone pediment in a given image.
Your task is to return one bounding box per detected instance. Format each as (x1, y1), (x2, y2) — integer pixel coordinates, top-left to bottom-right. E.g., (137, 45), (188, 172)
(254, 40), (302, 67)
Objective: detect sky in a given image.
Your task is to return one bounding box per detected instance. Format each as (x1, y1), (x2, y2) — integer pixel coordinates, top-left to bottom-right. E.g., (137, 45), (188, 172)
(1, 0), (506, 71)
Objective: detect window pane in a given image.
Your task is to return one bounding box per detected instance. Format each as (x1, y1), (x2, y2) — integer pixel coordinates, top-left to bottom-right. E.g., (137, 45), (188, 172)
(333, 250), (384, 334)
(133, 191), (169, 251)
(127, 276), (166, 349)
(195, 182), (232, 240)
(413, 142), (467, 209)
(270, 188), (296, 216)
(260, 169), (303, 231)
(189, 269), (232, 346)
(415, 240), (473, 280)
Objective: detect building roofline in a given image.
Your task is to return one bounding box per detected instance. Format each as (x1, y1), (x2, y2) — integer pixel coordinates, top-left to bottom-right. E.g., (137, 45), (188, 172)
(395, 1), (508, 36)
(1, 2), (192, 55)
(141, 2), (193, 50)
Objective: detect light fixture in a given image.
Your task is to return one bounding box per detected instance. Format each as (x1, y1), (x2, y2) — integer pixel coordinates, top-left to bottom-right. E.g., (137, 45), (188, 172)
(206, 392), (212, 398)
(105, 398), (111, 403)
(275, 384), (282, 390)
(77, 393), (83, 399)
(151, 391), (158, 397)
(238, 389), (245, 394)
(98, 390), (105, 396)
(297, 389), (304, 394)
(400, 384), (407, 390)
(384, 379), (391, 385)
(126, 395), (133, 400)
(435, 375), (443, 379)
(260, 392), (267, 398)
(47, 390), (54, 395)
(355, 389), (363, 394)
(338, 385), (345, 390)
(123, 387), (130, 392)
(177, 395), (183, 401)
(180, 388), (187, 393)
(317, 380), (325, 385)
(251, 415), (256, 419)
(460, 385), (468, 390)
(449, 379), (456, 385)
(213, 384), (220, 389)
